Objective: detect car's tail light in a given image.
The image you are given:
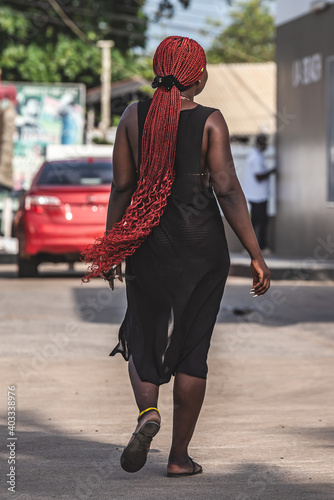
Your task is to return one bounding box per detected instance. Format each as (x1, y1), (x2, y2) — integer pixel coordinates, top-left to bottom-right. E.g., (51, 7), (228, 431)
(25, 195), (61, 214)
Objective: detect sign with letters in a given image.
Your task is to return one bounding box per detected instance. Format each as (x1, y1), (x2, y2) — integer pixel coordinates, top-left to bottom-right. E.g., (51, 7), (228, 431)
(292, 53), (323, 87)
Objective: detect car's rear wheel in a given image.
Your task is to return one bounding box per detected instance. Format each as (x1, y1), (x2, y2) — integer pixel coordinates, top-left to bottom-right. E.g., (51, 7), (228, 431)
(18, 256), (39, 278)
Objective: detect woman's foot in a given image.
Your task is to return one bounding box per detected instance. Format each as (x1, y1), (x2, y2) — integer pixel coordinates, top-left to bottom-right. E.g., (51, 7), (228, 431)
(134, 409), (161, 434)
(120, 409), (161, 473)
(129, 409), (161, 454)
(167, 455), (202, 477)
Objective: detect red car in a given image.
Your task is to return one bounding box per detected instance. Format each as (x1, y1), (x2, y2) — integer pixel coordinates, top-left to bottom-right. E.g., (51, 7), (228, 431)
(14, 157), (112, 277)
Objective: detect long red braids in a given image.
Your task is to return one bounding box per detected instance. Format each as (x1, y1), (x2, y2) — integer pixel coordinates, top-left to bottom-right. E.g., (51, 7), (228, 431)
(82, 36), (206, 281)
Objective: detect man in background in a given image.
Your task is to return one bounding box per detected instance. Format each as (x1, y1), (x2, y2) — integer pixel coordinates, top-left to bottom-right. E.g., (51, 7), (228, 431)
(243, 134), (276, 252)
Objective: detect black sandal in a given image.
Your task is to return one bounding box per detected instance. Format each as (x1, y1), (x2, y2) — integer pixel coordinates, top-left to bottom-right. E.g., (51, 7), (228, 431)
(167, 457), (203, 478)
(120, 408), (160, 473)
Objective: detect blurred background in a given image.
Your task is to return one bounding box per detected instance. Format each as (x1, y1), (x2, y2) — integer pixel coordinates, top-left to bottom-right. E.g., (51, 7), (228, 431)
(0, 0), (333, 275)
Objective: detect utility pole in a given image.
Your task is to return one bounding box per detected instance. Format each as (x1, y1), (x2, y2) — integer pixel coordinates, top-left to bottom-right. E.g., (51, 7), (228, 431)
(97, 40), (114, 140)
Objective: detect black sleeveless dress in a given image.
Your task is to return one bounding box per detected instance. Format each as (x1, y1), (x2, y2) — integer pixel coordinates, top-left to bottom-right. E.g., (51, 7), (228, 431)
(110, 99), (230, 386)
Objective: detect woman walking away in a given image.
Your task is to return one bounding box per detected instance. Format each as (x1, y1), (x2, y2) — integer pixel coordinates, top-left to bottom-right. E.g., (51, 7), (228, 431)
(82, 36), (271, 477)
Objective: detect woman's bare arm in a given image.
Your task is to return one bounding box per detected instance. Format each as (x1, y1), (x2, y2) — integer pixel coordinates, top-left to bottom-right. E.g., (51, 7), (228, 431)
(106, 103), (137, 231)
(206, 110), (270, 296)
(103, 103), (138, 287)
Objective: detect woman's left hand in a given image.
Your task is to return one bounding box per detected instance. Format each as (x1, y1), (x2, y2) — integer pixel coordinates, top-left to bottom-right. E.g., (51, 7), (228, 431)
(101, 263), (123, 290)
(250, 257), (271, 296)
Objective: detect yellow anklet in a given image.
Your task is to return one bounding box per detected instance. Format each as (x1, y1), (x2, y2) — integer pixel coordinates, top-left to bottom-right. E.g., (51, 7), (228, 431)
(138, 407), (160, 419)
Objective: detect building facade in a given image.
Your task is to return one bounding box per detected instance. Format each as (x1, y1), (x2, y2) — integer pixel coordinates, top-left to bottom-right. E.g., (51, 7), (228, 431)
(276, 0), (334, 259)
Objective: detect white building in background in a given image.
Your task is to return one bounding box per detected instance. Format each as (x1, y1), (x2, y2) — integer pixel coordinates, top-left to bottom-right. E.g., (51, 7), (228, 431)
(276, 0), (334, 259)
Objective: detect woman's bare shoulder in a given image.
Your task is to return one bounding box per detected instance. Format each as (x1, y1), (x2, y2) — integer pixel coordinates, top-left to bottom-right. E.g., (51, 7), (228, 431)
(206, 109), (229, 134)
(119, 102), (138, 126)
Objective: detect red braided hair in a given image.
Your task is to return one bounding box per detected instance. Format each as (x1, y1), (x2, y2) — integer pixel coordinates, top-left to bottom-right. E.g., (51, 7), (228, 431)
(82, 36), (206, 281)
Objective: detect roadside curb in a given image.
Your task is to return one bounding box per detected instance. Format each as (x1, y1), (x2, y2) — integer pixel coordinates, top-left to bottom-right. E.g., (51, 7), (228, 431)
(0, 253), (16, 264)
(230, 263), (334, 281)
(1, 252), (334, 281)
(229, 253), (334, 281)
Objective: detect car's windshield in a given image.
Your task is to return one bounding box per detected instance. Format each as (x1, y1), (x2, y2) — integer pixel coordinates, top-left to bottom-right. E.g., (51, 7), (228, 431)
(37, 161), (112, 186)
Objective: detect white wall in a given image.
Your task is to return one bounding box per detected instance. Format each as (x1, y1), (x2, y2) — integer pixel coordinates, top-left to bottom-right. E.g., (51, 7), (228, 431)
(276, 0), (334, 26)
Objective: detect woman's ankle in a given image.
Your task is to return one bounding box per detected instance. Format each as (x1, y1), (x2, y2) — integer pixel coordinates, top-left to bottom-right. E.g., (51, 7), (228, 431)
(168, 450), (189, 465)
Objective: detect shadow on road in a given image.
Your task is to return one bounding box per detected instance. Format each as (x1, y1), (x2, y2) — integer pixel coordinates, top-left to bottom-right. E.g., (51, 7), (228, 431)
(72, 283), (334, 327)
(0, 414), (333, 500)
(2, 263), (334, 327)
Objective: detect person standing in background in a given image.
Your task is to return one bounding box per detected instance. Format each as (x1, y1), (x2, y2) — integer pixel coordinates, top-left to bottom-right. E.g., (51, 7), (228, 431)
(243, 134), (276, 252)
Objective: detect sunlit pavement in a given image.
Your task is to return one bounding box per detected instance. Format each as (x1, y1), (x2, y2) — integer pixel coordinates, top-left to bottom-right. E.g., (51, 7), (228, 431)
(1, 262), (333, 499)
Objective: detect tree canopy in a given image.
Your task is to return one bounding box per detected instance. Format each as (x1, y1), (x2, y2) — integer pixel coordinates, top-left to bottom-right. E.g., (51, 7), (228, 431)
(0, 1), (151, 87)
(0, 0), (148, 51)
(207, 0), (275, 64)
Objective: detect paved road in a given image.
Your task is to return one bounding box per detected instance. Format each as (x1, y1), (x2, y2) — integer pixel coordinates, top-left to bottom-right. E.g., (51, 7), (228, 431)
(0, 263), (333, 500)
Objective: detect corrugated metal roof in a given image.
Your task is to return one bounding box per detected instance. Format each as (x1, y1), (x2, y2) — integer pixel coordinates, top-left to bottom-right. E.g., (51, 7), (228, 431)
(87, 77), (148, 105)
(196, 62), (276, 136)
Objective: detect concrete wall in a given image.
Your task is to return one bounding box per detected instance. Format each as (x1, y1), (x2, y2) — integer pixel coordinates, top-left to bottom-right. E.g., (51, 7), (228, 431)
(276, 6), (334, 259)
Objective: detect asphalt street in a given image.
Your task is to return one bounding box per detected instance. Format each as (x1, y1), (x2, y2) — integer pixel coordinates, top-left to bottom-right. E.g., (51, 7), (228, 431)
(0, 262), (333, 500)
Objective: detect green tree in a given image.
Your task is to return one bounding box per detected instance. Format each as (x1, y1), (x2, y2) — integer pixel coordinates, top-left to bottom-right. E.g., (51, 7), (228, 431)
(0, 4), (152, 87)
(207, 0), (275, 64)
(0, 1), (147, 51)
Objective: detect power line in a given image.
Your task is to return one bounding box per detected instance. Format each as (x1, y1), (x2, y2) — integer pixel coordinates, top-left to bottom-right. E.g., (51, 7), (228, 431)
(5, 0), (217, 42)
(42, 2), (149, 80)
(151, 20), (218, 33)
(46, 0), (91, 44)
(6, 0), (147, 25)
(4, 2), (146, 43)
(144, 0), (229, 18)
(4, 0), (224, 50)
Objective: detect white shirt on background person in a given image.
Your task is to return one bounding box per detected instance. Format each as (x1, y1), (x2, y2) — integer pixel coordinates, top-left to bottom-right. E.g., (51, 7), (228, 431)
(243, 147), (270, 203)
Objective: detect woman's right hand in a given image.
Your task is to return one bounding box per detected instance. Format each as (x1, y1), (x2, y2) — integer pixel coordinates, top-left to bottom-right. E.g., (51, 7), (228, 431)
(250, 257), (271, 296)
(101, 263), (123, 290)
